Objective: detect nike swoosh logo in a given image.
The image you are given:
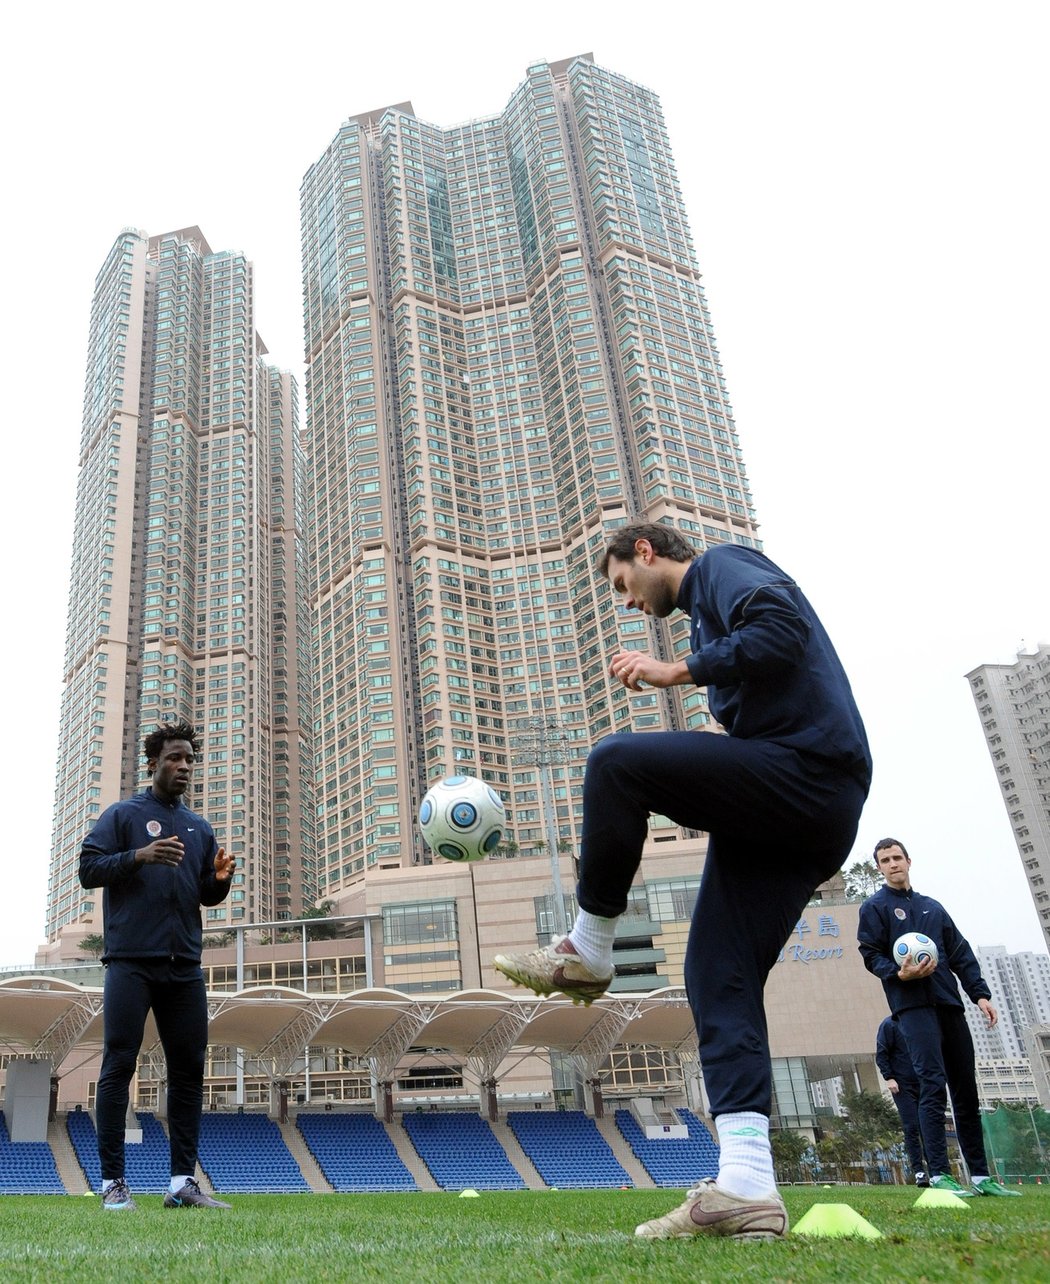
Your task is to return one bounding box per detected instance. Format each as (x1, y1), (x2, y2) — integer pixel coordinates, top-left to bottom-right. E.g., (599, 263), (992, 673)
(691, 1203), (786, 1232)
(922, 910), (929, 915)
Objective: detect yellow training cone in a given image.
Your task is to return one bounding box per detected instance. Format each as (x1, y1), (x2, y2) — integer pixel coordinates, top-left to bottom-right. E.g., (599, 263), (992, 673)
(792, 1203), (883, 1239)
(458, 1189), (480, 1198)
(913, 1188), (971, 1210)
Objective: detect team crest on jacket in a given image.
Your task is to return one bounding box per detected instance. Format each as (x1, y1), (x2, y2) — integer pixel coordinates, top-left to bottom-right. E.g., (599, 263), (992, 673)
(894, 907), (906, 920)
(146, 820), (162, 837)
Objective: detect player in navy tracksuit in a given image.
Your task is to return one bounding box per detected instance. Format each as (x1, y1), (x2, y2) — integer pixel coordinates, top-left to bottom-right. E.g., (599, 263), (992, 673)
(875, 1014), (928, 1184)
(858, 838), (1017, 1197)
(80, 721), (234, 1212)
(495, 522), (871, 1239)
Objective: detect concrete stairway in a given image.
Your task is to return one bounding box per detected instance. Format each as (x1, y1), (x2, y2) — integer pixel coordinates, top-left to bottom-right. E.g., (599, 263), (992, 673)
(49, 1117), (90, 1194)
(593, 1115), (654, 1188)
(277, 1119), (333, 1192)
(384, 1118), (440, 1190)
(489, 1118), (546, 1190)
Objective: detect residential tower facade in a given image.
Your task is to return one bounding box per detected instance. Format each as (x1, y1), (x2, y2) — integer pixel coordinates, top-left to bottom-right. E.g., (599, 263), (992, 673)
(43, 227), (315, 958)
(967, 644), (1050, 951)
(300, 55), (759, 908)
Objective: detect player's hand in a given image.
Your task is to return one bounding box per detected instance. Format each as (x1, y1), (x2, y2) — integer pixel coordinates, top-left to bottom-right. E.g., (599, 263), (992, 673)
(897, 955), (936, 982)
(609, 649), (684, 690)
(213, 847), (234, 882)
(886, 1078), (899, 1095)
(135, 837), (185, 867)
(978, 997), (997, 1028)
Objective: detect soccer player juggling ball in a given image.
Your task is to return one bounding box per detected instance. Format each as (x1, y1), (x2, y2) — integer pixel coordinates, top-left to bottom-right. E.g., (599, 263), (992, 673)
(495, 522), (872, 1239)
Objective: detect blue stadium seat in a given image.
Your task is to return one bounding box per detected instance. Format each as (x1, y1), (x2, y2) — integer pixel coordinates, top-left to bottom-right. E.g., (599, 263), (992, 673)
(615, 1107), (718, 1187)
(66, 1109), (181, 1193)
(506, 1110), (632, 1188)
(0, 1111), (66, 1194)
(198, 1113), (309, 1193)
(402, 1112), (525, 1190)
(296, 1113), (417, 1192)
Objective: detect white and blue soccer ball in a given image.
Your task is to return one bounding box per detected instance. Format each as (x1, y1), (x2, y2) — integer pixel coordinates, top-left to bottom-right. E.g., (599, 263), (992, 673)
(893, 931), (939, 968)
(418, 773), (506, 863)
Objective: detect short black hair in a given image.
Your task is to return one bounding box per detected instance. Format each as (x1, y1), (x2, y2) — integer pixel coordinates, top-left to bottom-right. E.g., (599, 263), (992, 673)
(143, 721), (201, 767)
(598, 522), (696, 577)
(873, 836), (909, 867)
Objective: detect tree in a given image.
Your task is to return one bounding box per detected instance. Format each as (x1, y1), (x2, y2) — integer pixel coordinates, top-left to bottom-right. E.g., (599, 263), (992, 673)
(842, 860), (881, 900)
(303, 900), (340, 941)
(839, 1087), (900, 1154)
(816, 1088), (901, 1181)
(77, 934), (104, 959)
(771, 1129), (810, 1182)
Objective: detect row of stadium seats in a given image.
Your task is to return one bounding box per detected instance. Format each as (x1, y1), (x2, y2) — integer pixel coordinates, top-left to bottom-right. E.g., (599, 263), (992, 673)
(401, 1112), (524, 1190)
(507, 1110), (634, 1188)
(52, 1105), (718, 1194)
(0, 1111), (65, 1194)
(615, 1107), (719, 1187)
(297, 1113), (416, 1192)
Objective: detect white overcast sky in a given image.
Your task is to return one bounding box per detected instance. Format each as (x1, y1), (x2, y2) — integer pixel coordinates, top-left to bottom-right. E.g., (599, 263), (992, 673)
(1, 1), (1046, 968)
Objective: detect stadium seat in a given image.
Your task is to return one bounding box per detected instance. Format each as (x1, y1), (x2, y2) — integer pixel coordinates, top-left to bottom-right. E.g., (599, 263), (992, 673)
(401, 1112), (524, 1190)
(506, 1110), (632, 1188)
(0, 1111), (66, 1194)
(614, 1107), (718, 1187)
(296, 1113), (417, 1192)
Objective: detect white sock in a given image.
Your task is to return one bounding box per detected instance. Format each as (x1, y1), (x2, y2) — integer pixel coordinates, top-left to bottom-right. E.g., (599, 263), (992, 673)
(568, 909), (617, 973)
(170, 1175), (193, 1194)
(971, 1175), (988, 1185)
(715, 1112), (777, 1199)
(102, 1178), (120, 1192)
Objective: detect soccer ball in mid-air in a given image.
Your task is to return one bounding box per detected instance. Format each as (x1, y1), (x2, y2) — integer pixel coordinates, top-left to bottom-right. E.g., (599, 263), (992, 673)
(893, 931), (939, 969)
(419, 774), (506, 863)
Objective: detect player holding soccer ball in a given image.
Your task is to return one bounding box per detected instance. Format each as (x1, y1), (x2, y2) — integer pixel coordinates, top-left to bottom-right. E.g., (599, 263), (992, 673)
(495, 522), (872, 1240)
(858, 838), (1018, 1197)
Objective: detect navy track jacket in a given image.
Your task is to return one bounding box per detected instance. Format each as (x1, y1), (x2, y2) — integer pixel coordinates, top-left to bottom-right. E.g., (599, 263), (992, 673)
(875, 1014), (918, 1085)
(79, 788), (230, 962)
(857, 883), (990, 1015)
(678, 545), (872, 785)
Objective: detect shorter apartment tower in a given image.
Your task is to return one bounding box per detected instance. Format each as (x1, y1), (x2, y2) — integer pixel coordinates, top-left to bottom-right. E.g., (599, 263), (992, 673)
(962, 945), (1050, 1107)
(967, 644), (1050, 951)
(43, 227), (316, 961)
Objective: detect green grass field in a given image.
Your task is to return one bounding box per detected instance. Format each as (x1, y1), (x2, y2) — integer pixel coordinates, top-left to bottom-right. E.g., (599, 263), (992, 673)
(0, 1186), (1047, 1283)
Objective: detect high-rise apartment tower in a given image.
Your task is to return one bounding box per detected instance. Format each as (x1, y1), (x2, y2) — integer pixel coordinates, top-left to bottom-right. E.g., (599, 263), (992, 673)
(968, 644), (1050, 951)
(44, 227), (315, 955)
(300, 55), (759, 902)
(964, 944), (1050, 1059)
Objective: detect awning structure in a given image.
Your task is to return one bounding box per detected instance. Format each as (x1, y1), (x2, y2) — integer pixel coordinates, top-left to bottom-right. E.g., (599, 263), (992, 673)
(0, 976), (697, 1072)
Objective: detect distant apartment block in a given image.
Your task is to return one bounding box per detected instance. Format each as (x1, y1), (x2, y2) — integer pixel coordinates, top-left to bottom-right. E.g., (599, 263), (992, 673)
(44, 227), (315, 958)
(964, 945), (1050, 1061)
(968, 644), (1050, 950)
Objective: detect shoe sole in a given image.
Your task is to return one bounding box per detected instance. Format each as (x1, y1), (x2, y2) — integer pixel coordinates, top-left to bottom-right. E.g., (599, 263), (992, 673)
(493, 958), (608, 1006)
(638, 1228), (783, 1240)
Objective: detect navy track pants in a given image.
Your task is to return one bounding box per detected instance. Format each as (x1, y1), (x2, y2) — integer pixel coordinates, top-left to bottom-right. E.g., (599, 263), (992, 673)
(95, 958), (208, 1180)
(895, 1004), (988, 1179)
(576, 730), (868, 1118)
(890, 1077), (927, 1176)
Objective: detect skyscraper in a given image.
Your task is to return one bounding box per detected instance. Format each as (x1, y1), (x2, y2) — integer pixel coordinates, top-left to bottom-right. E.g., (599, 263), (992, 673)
(967, 644), (1050, 951)
(43, 227), (315, 957)
(300, 55), (759, 904)
(964, 945), (1050, 1060)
